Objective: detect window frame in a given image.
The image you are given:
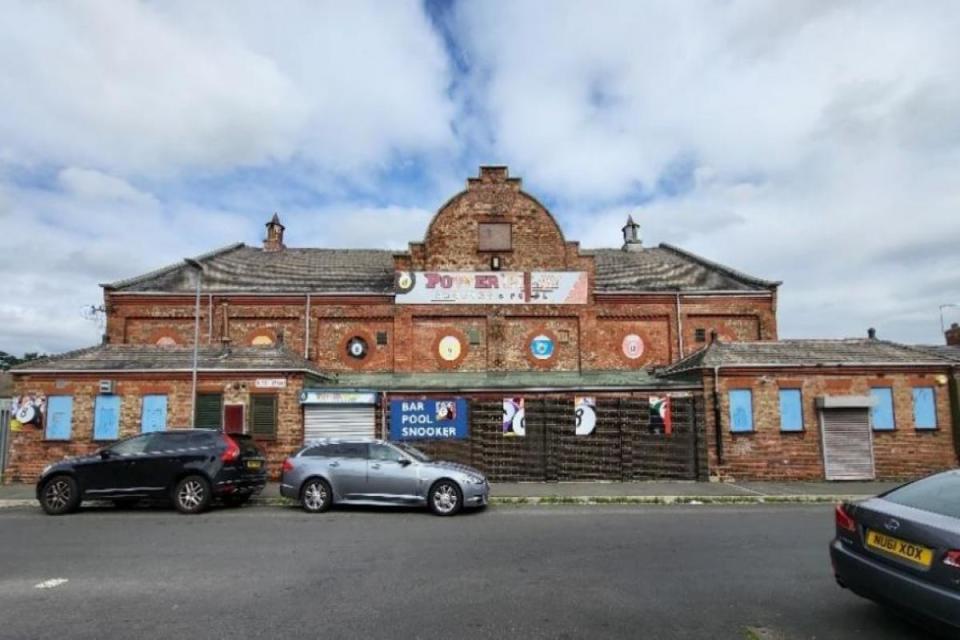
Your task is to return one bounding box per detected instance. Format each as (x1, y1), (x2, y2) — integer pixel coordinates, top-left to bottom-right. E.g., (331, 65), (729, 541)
(140, 394), (168, 433)
(249, 394), (278, 440)
(912, 386), (937, 430)
(728, 389), (754, 433)
(778, 388), (804, 432)
(870, 387), (896, 431)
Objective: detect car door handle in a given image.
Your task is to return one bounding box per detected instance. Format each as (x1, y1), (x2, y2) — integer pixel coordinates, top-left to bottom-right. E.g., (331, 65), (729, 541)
(370, 463), (381, 470)
(328, 461), (340, 468)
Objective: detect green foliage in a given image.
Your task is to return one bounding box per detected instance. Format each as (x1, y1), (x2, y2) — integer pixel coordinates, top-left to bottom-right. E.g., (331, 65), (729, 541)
(0, 351), (45, 371)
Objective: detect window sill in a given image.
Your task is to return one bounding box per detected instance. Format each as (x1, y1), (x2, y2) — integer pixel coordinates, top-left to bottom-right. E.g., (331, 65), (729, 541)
(779, 429), (805, 434)
(730, 430), (754, 435)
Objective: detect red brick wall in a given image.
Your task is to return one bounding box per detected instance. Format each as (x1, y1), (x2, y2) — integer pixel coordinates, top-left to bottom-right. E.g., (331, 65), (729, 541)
(700, 369), (958, 481)
(4, 373), (307, 484)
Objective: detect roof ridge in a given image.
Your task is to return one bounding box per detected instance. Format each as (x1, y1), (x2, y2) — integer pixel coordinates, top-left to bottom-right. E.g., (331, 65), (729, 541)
(102, 242), (246, 290)
(9, 343), (103, 370)
(658, 243), (781, 289)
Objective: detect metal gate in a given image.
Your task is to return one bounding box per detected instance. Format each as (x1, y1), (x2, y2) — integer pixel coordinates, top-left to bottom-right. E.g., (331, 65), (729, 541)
(820, 408), (875, 480)
(0, 399), (10, 479)
(303, 405), (375, 442)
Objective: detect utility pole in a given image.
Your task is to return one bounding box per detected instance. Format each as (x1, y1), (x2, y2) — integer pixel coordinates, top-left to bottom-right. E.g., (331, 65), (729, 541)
(185, 258), (203, 428)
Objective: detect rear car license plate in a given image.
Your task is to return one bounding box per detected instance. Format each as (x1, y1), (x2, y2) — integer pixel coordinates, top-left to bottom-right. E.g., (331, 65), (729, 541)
(865, 530), (933, 568)
(245, 460), (263, 470)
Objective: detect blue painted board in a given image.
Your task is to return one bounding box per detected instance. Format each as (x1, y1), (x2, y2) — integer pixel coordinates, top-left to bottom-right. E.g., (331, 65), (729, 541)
(779, 389), (803, 431)
(729, 390), (753, 432)
(94, 395), (121, 440)
(870, 388), (895, 430)
(913, 387), (936, 429)
(45, 396), (73, 440)
(141, 395), (167, 433)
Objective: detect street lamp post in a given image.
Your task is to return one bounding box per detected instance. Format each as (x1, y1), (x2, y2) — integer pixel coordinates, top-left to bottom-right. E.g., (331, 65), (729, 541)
(185, 258), (203, 428)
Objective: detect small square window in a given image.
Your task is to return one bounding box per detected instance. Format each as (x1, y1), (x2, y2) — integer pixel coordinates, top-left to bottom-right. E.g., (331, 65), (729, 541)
(557, 329), (570, 344)
(376, 331), (388, 346)
(478, 223), (512, 251)
(695, 328), (706, 343)
(466, 327), (482, 345)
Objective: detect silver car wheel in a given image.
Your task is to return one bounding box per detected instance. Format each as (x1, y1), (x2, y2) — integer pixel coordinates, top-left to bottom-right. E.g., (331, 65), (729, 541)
(44, 479), (71, 511)
(177, 479), (205, 510)
(303, 481), (328, 511)
(432, 482), (459, 514)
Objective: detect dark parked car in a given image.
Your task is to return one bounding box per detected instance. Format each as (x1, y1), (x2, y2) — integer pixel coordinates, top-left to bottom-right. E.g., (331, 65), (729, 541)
(280, 438), (489, 516)
(36, 429), (267, 515)
(831, 469), (960, 632)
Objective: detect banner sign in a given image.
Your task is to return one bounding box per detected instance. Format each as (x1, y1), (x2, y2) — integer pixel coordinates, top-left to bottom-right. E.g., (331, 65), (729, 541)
(395, 271), (588, 305)
(575, 397), (596, 436)
(503, 397), (525, 436)
(9, 394), (45, 431)
(649, 396), (672, 435)
(390, 399), (468, 440)
(300, 390), (377, 405)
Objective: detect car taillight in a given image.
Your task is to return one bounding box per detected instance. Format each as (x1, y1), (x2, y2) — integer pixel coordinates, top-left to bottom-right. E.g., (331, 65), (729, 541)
(945, 550), (960, 569)
(281, 457), (294, 474)
(835, 503), (856, 533)
(221, 435), (240, 463)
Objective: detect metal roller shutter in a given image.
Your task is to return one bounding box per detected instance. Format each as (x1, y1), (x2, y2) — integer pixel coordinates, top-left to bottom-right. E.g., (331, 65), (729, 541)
(304, 405), (375, 442)
(820, 408), (875, 480)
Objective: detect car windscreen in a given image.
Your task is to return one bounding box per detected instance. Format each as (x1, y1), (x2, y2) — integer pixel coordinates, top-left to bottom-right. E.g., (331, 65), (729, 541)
(395, 443), (431, 462)
(882, 470), (960, 519)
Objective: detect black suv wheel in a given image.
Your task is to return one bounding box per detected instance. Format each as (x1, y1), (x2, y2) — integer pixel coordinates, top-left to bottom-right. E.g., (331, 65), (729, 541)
(173, 475), (211, 514)
(40, 475), (80, 515)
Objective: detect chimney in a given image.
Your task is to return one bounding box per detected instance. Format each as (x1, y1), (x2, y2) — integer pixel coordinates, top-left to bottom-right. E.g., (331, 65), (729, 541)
(947, 322), (960, 346)
(263, 213), (286, 252)
(867, 327), (877, 340)
(621, 215), (642, 251)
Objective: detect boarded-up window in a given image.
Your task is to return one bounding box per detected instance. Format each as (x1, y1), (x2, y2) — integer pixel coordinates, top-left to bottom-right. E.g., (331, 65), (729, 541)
(478, 223), (511, 251)
(729, 390), (753, 432)
(250, 395), (277, 439)
(912, 387), (937, 430)
(93, 395), (121, 441)
(870, 388), (895, 430)
(779, 389), (803, 432)
(195, 393), (223, 429)
(45, 396), (73, 441)
(141, 395), (167, 433)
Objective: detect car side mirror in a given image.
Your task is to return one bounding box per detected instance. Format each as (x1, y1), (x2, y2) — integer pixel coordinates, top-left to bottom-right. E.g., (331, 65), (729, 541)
(397, 458), (411, 467)
(99, 450), (112, 460)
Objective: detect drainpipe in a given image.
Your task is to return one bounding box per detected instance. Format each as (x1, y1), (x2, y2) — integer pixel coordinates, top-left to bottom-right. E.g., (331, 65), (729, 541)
(304, 294), (312, 359)
(713, 365), (724, 467)
(207, 294), (213, 342)
(675, 292), (684, 359)
(185, 258), (204, 428)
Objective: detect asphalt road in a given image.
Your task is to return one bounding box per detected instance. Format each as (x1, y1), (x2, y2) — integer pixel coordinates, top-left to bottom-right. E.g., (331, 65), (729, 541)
(0, 503), (941, 640)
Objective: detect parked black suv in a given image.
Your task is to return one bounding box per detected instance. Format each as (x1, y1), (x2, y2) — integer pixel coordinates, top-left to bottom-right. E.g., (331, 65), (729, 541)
(36, 429), (267, 515)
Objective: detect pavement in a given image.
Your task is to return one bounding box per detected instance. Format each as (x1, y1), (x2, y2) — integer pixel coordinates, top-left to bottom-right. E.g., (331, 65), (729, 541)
(0, 479), (901, 508)
(0, 502), (942, 639)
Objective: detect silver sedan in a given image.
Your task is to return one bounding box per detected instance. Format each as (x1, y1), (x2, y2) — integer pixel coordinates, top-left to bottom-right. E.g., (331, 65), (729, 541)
(279, 438), (489, 516)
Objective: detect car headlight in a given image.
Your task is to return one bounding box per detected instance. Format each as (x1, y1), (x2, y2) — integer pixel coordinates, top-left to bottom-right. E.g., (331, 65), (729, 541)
(467, 475), (486, 485)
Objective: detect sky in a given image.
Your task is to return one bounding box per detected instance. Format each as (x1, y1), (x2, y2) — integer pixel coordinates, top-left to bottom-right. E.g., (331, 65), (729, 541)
(1, 0), (959, 355)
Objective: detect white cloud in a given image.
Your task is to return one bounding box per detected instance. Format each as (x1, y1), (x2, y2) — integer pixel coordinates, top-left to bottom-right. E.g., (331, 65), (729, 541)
(0, 0), (454, 176)
(452, 0), (960, 342)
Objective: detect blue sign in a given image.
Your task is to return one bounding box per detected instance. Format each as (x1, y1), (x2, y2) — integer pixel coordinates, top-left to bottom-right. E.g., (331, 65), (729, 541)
(530, 334), (554, 360)
(390, 399), (469, 440)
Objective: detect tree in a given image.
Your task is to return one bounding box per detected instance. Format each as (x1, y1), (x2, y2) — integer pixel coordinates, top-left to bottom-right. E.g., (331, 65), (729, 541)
(0, 351), (45, 371)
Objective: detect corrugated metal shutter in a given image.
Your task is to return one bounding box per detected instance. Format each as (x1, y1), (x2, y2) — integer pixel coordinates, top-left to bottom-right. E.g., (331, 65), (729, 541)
(251, 396), (277, 438)
(304, 405), (375, 442)
(195, 393), (222, 429)
(821, 408), (875, 480)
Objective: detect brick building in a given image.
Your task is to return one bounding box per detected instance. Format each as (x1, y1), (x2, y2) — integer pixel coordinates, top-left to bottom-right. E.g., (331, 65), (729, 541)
(4, 166), (958, 483)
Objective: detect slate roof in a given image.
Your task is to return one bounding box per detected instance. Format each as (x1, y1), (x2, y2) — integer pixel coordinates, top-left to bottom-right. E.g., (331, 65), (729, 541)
(663, 339), (955, 375)
(10, 344), (330, 378)
(909, 345), (960, 363)
(591, 244), (779, 293)
(104, 244), (397, 294)
(326, 369), (696, 391)
(104, 242), (777, 294)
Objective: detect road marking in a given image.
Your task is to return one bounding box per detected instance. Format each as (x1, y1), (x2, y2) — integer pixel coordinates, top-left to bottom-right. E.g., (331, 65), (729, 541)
(34, 578), (68, 589)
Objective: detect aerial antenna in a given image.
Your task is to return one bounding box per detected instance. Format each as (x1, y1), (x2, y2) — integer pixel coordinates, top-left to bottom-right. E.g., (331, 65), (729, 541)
(80, 304), (106, 330)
